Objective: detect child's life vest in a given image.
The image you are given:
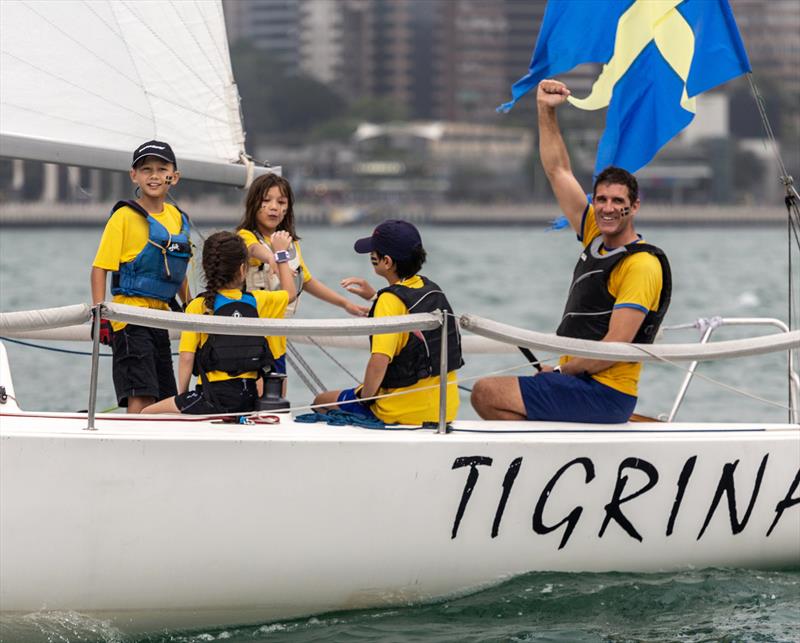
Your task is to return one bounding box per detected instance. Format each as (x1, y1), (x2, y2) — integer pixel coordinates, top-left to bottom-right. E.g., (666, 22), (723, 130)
(245, 231), (304, 317)
(110, 200), (192, 302)
(369, 276), (464, 389)
(193, 291), (274, 377)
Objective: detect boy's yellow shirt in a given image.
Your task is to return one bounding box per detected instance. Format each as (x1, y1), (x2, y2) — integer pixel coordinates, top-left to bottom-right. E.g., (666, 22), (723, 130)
(93, 202), (185, 331)
(370, 275), (459, 425)
(180, 289), (289, 383)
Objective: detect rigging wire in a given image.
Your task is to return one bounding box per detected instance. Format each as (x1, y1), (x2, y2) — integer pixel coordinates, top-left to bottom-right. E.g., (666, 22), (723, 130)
(305, 335), (361, 383)
(285, 352), (321, 397)
(746, 72), (800, 413)
(285, 341), (326, 394)
(0, 337), (111, 357)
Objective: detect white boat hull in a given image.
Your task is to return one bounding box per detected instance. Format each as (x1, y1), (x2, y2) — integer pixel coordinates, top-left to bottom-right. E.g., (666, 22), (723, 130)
(1, 411), (798, 633)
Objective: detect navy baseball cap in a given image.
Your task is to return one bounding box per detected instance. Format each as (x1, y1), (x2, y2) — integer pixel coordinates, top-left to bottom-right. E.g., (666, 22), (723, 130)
(354, 219), (422, 261)
(132, 140), (177, 168)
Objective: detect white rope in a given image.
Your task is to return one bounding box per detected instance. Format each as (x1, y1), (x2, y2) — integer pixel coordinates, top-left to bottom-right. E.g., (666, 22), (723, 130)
(0, 304), (92, 333)
(102, 302), (442, 336)
(239, 153), (256, 190)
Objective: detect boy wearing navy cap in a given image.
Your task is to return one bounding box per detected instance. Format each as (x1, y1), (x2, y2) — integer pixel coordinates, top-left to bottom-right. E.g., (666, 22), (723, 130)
(90, 140), (192, 413)
(314, 219), (463, 425)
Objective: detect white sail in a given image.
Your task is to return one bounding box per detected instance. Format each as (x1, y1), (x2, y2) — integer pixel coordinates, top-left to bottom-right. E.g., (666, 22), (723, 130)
(0, 0), (265, 185)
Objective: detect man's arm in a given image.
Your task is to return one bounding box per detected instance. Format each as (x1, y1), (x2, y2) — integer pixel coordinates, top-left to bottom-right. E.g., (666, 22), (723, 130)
(555, 308), (646, 376)
(537, 79), (588, 234)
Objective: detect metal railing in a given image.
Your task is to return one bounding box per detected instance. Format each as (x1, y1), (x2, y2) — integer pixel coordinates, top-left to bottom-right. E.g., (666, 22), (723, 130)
(3, 304), (797, 429)
(663, 317), (799, 423)
(86, 303), (451, 434)
(461, 313), (800, 424)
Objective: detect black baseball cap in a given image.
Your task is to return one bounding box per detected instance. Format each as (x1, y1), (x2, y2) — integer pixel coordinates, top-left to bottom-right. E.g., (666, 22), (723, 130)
(132, 140), (177, 168)
(354, 219), (422, 261)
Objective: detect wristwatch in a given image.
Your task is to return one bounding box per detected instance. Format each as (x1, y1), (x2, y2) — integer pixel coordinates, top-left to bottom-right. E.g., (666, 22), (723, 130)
(274, 250), (291, 263)
(553, 365), (562, 373)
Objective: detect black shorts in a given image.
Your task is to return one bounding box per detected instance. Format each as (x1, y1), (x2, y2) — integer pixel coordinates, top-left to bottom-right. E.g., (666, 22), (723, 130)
(111, 324), (176, 407)
(175, 378), (258, 415)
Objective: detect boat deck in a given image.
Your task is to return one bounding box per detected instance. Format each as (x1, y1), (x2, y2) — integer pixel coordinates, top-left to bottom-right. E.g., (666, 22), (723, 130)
(1, 408), (797, 442)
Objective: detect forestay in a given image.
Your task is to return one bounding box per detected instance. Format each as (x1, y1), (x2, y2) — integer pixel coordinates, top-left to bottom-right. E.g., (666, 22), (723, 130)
(0, 0), (262, 185)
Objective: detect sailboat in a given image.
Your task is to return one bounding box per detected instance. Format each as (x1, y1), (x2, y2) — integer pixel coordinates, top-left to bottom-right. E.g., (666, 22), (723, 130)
(1, 0), (798, 636)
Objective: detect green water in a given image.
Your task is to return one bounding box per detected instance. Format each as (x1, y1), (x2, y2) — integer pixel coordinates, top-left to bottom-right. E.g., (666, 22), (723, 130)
(151, 569), (800, 642)
(3, 569), (799, 642)
(0, 223), (798, 642)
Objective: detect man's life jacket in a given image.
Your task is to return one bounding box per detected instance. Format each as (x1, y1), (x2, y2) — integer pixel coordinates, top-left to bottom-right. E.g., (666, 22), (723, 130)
(369, 276), (464, 389)
(193, 292), (274, 377)
(244, 231), (304, 317)
(556, 235), (672, 344)
(110, 200), (192, 302)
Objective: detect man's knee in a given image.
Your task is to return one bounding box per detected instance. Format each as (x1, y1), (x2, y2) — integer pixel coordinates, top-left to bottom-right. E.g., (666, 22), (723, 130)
(472, 377), (526, 420)
(471, 378), (496, 414)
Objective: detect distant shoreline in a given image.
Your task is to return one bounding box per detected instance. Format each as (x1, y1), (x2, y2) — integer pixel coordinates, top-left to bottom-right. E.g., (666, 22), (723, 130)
(0, 201), (784, 227)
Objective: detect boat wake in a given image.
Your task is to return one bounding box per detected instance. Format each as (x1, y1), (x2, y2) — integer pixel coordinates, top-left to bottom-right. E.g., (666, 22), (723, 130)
(0, 609), (124, 643)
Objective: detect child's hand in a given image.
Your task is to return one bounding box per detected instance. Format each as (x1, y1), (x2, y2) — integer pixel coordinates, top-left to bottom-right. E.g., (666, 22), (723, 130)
(345, 302), (370, 317)
(341, 277), (376, 301)
(260, 247), (278, 276)
(270, 230), (292, 252)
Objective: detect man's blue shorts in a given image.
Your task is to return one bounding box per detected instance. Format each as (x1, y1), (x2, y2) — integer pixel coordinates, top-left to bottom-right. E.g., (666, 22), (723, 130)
(337, 387), (378, 420)
(273, 354), (286, 375)
(518, 372), (636, 423)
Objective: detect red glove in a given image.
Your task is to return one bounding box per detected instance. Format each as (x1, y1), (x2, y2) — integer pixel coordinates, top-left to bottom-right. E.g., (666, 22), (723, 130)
(91, 317), (114, 346)
(99, 319), (114, 346)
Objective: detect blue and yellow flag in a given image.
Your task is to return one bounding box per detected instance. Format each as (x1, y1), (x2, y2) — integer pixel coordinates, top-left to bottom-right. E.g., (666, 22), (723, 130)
(499, 0), (751, 175)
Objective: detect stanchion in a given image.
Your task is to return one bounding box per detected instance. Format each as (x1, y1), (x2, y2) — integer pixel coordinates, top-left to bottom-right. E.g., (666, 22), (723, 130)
(85, 305), (102, 431)
(437, 310), (448, 435)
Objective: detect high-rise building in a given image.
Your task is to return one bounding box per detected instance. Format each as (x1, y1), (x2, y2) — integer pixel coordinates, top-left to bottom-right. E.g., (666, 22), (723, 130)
(732, 0), (800, 99)
(225, 0), (799, 128)
(435, 1), (508, 122)
(298, 0), (343, 86)
(224, 0), (415, 113)
(224, 0), (303, 75)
